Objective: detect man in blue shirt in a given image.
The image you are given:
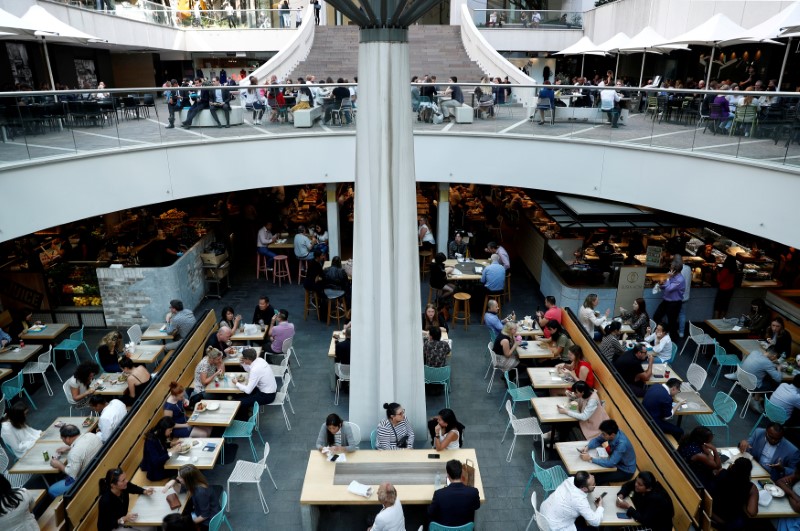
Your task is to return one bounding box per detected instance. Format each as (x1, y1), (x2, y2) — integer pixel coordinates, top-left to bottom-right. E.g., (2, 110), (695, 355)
(480, 254), (505, 294)
(484, 299), (510, 340)
(652, 259), (685, 340)
(0, 327), (10, 348)
(580, 419), (637, 485)
(642, 378), (684, 439)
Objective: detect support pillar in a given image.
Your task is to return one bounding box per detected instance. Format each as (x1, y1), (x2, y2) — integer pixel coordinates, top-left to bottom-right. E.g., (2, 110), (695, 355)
(325, 182), (340, 258)
(436, 182), (449, 256)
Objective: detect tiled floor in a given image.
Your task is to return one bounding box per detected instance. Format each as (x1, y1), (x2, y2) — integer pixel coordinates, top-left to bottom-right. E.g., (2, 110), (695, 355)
(15, 252), (775, 530)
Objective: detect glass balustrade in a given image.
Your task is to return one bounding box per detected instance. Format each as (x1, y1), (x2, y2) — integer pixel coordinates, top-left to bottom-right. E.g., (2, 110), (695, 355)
(470, 9), (583, 30)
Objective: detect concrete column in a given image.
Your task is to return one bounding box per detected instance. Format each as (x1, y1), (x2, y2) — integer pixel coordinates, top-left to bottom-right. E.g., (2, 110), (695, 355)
(325, 182), (340, 258)
(349, 38), (426, 439)
(436, 182), (449, 256)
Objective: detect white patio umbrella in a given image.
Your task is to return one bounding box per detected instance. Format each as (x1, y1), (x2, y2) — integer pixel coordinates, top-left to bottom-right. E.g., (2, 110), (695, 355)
(554, 36), (606, 78)
(619, 27), (689, 87)
(586, 32), (632, 84)
(0, 7), (42, 35)
(656, 13), (747, 87)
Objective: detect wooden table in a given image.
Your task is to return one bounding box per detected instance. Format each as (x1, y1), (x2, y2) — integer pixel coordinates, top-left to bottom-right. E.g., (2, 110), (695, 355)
(28, 489), (46, 506)
(40, 417), (98, 441)
(752, 484), (800, 518)
(674, 391), (713, 424)
(555, 441), (617, 475)
(129, 490), (189, 526)
(644, 363), (683, 385)
(19, 323), (68, 342)
(231, 328), (267, 345)
(516, 321), (544, 338)
(299, 449), (484, 531)
(518, 339), (556, 360)
(718, 447), (770, 479)
(0, 368), (11, 381)
(204, 373), (247, 394)
(0, 344), (43, 363)
(531, 397), (579, 423)
(596, 486), (637, 526)
(141, 324), (174, 342)
(223, 346), (262, 366)
(128, 344), (166, 364)
(187, 400), (239, 427)
(731, 339), (794, 381)
(92, 373), (129, 395)
(706, 319), (750, 336)
(444, 259), (490, 281)
(528, 368), (572, 389)
(165, 437), (224, 470)
(268, 237), (294, 249)
(9, 440), (66, 476)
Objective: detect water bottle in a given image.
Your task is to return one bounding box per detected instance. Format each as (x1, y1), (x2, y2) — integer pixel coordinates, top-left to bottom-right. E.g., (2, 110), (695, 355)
(434, 471), (441, 490)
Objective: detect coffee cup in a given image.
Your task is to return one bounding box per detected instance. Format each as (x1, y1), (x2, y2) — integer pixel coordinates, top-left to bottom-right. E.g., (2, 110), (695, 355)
(664, 369), (671, 378)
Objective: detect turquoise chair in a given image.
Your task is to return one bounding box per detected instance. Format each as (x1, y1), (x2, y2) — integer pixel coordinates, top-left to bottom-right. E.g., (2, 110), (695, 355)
(2, 372), (36, 410)
(668, 342), (678, 365)
(749, 396), (789, 438)
(498, 371), (536, 412)
(370, 429), (378, 449)
(424, 365), (451, 407)
(430, 523), (475, 531)
(222, 403), (265, 463)
(706, 341), (740, 386)
(53, 325), (91, 362)
(694, 392), (737, 446)
(208, 490), (233, 531)
(522, 450), (568, 500)
(92, 352), (106, 374)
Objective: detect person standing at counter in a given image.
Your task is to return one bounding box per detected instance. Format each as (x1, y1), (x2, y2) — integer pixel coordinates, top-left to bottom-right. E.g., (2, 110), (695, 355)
(678, 257), (692, 339)
(486, 242), (510, 270)
(713, 256), (738, 319)
(620, 298), (649, 341)
(652, 262), (685, 341)
(537, 296), (562, 339)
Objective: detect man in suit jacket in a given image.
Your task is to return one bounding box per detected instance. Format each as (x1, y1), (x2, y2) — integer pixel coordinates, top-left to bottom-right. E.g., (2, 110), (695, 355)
(428, 459), (480, 527)
(739, 423), (800, 481)
(208, 77), (232, 128)
(182, 79), (211, 129)
(642, 378), (684, 439)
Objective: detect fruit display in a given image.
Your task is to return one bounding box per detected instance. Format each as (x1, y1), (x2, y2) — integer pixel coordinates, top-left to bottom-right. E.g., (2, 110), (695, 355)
(73, 296), (102, 307)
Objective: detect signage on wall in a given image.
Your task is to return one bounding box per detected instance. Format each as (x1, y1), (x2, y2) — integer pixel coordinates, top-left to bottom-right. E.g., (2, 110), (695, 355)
(0, 277), (44, 309)
(615, 266), (646, 316)
(645, 246), (662, 267)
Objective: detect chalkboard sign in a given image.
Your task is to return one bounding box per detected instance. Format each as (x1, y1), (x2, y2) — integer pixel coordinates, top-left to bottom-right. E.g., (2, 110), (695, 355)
(645, 246), (662, 267)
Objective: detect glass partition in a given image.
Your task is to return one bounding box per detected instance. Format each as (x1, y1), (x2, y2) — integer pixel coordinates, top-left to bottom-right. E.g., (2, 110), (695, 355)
(470, 9), (583, 30)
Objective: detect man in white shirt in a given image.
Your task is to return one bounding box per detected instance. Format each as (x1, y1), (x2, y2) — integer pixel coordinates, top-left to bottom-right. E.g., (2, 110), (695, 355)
(89, 395), (127, 444)
(540, 472), (604, 531)
(256, 220), (278, 269)
(369, 482), (405, 531)
(234, 347), (277, 419)
(600, 83), (622, 128)
(771, 375), (800, 424)
(48, 424), (103, 497)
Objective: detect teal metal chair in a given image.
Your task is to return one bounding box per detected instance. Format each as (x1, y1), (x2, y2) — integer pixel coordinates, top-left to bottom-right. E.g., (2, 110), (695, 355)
(750, 396), (790, 438)
(429, 523), (475, 531)
(370, 429), (378, 449)
(498, 371), (536, 412)
(668, 342), (678, 365)
(2, 372), (36, 410)
(694, 392), (737, 446)
(522, 450), (567, 500)
(707, 341), (741, 386)
(222, 402), (265, 463)
(53, 325), (91, 362)
(424, 365), (451, 407)
(92, 352), (106, 374)
(208, 490), (233, 531)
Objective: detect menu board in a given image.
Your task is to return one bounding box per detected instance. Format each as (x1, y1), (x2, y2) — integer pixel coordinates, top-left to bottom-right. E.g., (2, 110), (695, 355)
(615, 266), (646, 312)
(645, 246), (662, 267)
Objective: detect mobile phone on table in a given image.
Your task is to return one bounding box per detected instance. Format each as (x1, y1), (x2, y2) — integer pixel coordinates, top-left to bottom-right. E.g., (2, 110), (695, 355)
(600, 492), (607, 498)
(428, 453), (441, 459)
(330, 454), (339, 462)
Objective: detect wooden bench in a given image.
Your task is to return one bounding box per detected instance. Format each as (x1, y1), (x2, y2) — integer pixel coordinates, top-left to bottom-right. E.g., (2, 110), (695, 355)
(179, 106), (244, 127)
(293, 105), (323, 128)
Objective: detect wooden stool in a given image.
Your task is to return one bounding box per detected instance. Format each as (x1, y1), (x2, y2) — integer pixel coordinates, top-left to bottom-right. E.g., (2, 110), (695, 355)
(452, 292), (471, 330)
(504, 270), (511, 302)
(298, 258), (309, 285)
(325, 289), (348, 327)
(482, 293), (503, 324)
(256, 253), (269, 279)
(272, 255), (292, 286)
(427, 286), (443, 305)
(419, 250), (433, 279)
(304, 290), (320, 321)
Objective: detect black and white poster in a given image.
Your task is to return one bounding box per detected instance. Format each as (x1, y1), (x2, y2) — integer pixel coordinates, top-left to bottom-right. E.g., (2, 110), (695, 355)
(6, 42), (33, 88)
(74, 58), (97, 89)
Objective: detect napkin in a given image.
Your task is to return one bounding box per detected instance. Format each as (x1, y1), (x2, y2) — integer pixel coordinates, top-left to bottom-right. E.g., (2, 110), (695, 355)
(758, 490), (773, 507)
(347, 481), (373, 498)
(328, 453), (347, 462)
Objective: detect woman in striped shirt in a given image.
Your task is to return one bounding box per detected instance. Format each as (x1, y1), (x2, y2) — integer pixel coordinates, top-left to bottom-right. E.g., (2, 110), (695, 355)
(376, 403), (415, 450)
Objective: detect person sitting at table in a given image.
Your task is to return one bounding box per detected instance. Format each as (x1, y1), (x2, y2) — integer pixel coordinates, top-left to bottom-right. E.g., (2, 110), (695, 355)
(334, 327), (351, 365)
(315, 413), (358, 454)
(578, 294), (609, 340)
(486, 241), (510, 271)
(739, 423), (800, 482)
(89, 395), (127, 444)
(141, 417), (183, 481)
(580, 419), (637, 485)
(368, 482), (405, 531)
(234, 347), (277, 420)
(474, 76), (495, 119)
(615, 471), (674, 531)
(165, 299), (196, 352)
(724, 347), (782, 413)
(440, 76), (464, 121)
(376, 402), (415, 450)
(0, 402), (41, 459)
(427, 458), (480, 527)
(483, 299), (513, 340)
(771, 374), (800, 427)
(5, 309), (32, 344)
(219, 306), (241, 333)
(323, 256), (351, 299)
(118, 357), (151, 407)
(599, 321), (625, 361)
(745, 298), (770, 339)
(429, 253), (456, 307)
(614, 343), (654, 398)
(266, 309), (295, 356)
(545, 320), (573, 363)
(0, 474), (39, 531)
(428, 408), (465, 452)
(293, 225), (316, 260)
(66, 360), (100, 409)
(540, 472), (604, 530)
(423, 303), (449, 334)
(424, 326), (451, 368)
(643, 322), (673, 363)
(537, 296), (562, 338)
(557, 380), (610, 440)
(205, 325), (235, 356)
(256, 220), (279, 270)
(492, 321), (521, 372)
(252, 296), (277, 329)
(163, 465), (221, 529)
(643, 378), (685, 440)
(48, 424), (103, 497)
(767, 316), (793, 356)
(620, 298), (649, 341)
(774, 470), (800, 531)
(447, 232), (467, 259)
(678, 426), (722, 490)
(164, 381), (210, 439)
(554, 345), (595, 391)
(96, 330), (127, 373)
(97, 467), (155, 531)
(710, 458), (759, 530)
(162, 513), (196, 531)
(191, 347), (225, 406)
(481, 254), (505, 295)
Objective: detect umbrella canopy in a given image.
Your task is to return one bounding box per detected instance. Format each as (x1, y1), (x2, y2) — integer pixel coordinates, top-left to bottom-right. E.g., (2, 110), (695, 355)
(21, 5), (104, 44)
(619, 26), (689, 54)
(718, 4), (799, 46)
(0, 7), (42, 35)
(555, 36), (606, 56)
(589, 32), (633, 54)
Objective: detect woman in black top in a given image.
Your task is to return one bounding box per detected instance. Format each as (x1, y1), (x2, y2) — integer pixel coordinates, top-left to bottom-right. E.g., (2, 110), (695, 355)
(322, 256), (350, 291)
(97, 331), (125, 373)
(615, 471), (674, 531)
(429, 252), (456, 302)
(97, 468), (154, 531)
(711, 458), (759, 530)
(767, 316), (793, 356)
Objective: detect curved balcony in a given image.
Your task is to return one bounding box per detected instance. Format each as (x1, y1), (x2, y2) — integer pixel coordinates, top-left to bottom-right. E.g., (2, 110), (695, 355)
(1, 85), (798, 246)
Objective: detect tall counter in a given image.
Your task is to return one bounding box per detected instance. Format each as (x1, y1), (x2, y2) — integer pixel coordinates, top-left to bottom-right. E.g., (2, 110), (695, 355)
(97, 235), (211, 328)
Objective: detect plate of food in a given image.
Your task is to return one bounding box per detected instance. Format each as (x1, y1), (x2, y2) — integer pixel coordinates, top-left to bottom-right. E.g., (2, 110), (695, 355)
(205, 401), (220, 411)
(178, 443), (192, 455)
(117, 374), (128, 383)
(195, 402), (206, 412)
(765, 484), (785, 497)
(82, 417), (93, 427)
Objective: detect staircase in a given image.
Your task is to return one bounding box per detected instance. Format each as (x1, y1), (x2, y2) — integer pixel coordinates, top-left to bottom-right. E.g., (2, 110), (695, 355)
(286, 25), (488, 83)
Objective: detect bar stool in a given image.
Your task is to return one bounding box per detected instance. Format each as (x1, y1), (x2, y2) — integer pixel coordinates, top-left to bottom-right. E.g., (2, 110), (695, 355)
(304, 289), (320, 321)
(427, 286), (443, 305)
(452, 292), (471, 330)
(272, 255), (292, 286)
(504, 270), (512, 302)
(419, 250), (433, 279)
(298, 258), (309, 285)
(482, 293), (503, 324)
(256, 253), (269, 279)
(325, 289), (348, 327)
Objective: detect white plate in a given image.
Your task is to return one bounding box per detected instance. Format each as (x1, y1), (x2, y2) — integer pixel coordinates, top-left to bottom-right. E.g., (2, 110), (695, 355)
(765, 484), (785, 497)
(204, 401), (220, 411)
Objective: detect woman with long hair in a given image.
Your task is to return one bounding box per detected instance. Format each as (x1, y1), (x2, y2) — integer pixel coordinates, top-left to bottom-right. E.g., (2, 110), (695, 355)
(66, 360), (100, 407)
(615, 471), (675, 531)
(429, 252), (456, 304)
(0, 402), (41, 458)
(141, 417), (182, 481)
(164, 382), (210, 438)
(555, 344), (595, 391)
(578, 293), (608, 340)
(620, 298), (649, 341)
(218, 306), (241, 332)
(165, 465), (221, 527)
(492, 321), (521, 371)
(557, 380), (610, 439)
(97, 330), (126, 373)
(315, 413), (358, 453)
(245, 76), (267, 125)
(0, 474), (37, 530)
(677, 426), (721, 490)
(643, 322), (673, 363)
(711, 457), (758, 529)
(714, 255), (738, 318)
(422, 302), (449, 333)
(429, 408), (465, 451)
(119, 357), (151, 407)
(97, 467), (154, 531)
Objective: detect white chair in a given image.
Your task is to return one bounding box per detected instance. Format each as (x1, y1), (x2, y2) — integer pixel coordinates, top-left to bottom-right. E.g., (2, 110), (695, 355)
(267, 373), (295, 430)
(525, 491), (552, 531)
(22, 346), (62, 396)
(678, 322), (716, 364)
(0, 445), (31, 489)
(728, 366), (769, 418)
(501, 400), (544, 462)
(483, 342), (495, 380)
(0, 395), (5, 419)
(268, 356), (290, 382)
(683, 363), (708, 393)
(281, 337), (300, 367)
(226, 441), (278, 514)
(649, 319), (657, 335)
(334, 363), (350, 405)
(487, 347), (519, 393)
(345, 421), (361, 446)
(127, 324), (142, 345)
(62, 379), (92, 416)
